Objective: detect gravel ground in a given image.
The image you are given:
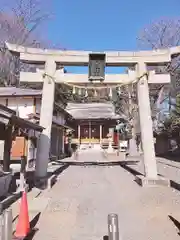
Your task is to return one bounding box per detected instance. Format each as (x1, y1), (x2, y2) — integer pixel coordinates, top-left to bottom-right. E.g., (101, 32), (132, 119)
(33, 149), (180, 240)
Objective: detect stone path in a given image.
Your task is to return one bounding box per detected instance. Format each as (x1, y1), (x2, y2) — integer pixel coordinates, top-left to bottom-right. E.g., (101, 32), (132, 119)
(33, 149), (180, 240)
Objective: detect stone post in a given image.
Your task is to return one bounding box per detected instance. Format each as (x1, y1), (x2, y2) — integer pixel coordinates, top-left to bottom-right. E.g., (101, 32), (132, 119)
(107, 128), (114, 153)
(35, 59), (56, 180)
(100, 124), (102, 145)
(78, 125), (81, 145)
(136, 62), (158, 179)
(89, 121), (91, 146)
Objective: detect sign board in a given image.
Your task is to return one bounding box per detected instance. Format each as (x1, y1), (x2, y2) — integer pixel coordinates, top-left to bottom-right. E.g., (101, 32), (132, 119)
(88, 53), (106, 81)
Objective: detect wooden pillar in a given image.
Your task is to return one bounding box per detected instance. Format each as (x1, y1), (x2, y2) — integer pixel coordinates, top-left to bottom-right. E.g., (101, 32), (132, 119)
(3, 125), (13, 172)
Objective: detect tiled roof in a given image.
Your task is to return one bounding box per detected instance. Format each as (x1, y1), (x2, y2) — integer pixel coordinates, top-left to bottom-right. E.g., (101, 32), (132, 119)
(66, 102), (127, 120)
(28, 113), (74, 130)
(0, 87), (42, 96)
(0, 104), (43, 131)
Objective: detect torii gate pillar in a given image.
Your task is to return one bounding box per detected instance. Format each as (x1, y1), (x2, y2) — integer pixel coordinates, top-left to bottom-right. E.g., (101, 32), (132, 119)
(35, 59), (56, 184)
(136, 62), (157, 178)
(135, 62), (169, 186)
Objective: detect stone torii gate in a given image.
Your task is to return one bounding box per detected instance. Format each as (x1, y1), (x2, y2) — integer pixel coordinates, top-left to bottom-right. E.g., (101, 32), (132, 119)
(6, 42), (180, 186)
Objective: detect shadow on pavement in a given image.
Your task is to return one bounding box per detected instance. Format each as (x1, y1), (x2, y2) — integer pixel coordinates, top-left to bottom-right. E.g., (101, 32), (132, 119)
(103, 235), (109, 240)
(169, 215), (180, 236)
(26, 163), (70, 189)
(25, 212), (41, 240)
(170, 180), (180, 192)
(59, 160), (139, 167)
(52, 163), (70, 176)
(119, 161), (164, 179)
(119, 161), (142, 176)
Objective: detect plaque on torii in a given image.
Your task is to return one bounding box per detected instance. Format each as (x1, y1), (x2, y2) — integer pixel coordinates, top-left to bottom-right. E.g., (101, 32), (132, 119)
(88, 53), (106, 82)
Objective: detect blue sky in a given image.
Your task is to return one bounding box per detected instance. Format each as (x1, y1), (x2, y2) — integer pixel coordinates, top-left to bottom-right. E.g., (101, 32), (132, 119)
(45, 0), (180, 72)
(47, 0), (180, 50)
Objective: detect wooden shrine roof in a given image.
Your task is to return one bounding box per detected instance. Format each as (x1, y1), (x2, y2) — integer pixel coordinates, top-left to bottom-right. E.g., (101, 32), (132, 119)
(66, 102), (127, 120)
(0, 104), (44, 132)
(28, 113), (74, 131)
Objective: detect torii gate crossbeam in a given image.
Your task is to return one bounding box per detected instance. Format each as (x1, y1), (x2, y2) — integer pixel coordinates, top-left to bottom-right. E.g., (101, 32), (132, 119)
(6, 42), (177, 187)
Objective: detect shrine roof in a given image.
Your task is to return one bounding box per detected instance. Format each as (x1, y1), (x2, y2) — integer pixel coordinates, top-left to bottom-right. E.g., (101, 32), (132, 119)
(66, 102), (127, 120)
(28, 113), (74, 131)
(0, 104), (43, 132)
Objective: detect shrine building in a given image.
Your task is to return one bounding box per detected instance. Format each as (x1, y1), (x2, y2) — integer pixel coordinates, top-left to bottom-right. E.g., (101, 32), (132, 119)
(66, 102), (127, 145)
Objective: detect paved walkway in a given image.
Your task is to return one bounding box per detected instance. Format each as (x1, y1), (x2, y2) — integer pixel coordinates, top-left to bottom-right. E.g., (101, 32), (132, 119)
(33, 149), (180, 240)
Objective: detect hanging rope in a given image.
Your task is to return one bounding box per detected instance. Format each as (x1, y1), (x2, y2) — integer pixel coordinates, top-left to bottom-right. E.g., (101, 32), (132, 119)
(42, 71), (149, 99)
(42, 71), (149, 91)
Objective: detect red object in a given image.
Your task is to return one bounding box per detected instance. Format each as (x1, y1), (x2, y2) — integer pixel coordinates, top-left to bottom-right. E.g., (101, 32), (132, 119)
(14, 191), (30, 238)
(113, 132), (118, 145)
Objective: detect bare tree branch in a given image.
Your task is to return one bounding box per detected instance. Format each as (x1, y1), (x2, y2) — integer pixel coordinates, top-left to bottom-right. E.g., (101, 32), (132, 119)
(137, 17), (180, 102)
(137, 18), (180, 49)
(0, 0), (53, 86)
